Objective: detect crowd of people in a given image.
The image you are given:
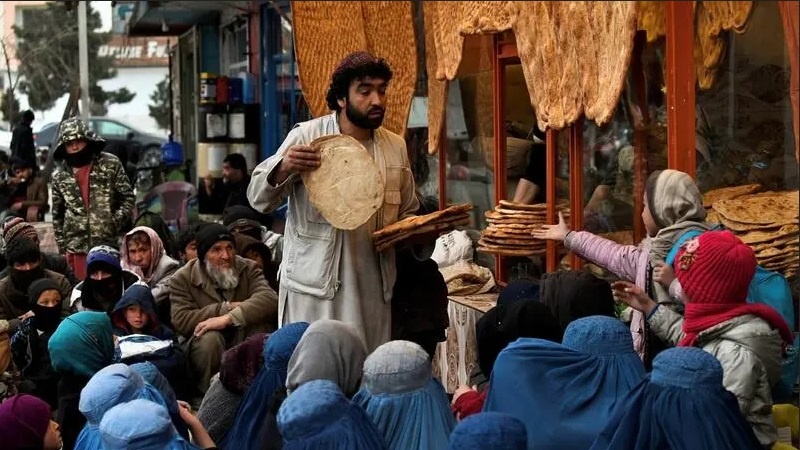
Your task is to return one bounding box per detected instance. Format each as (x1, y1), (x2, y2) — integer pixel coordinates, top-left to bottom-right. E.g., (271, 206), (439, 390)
(0, 50), (797, 450)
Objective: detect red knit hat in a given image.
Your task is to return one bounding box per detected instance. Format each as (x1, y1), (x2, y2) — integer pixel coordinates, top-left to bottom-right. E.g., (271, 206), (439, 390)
(675, 230), (793, 347)
(675, 230), (756, 305)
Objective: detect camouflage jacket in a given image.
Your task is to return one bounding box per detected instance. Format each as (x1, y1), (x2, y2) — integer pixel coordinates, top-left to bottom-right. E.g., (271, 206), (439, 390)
(51, 152), (135, 253)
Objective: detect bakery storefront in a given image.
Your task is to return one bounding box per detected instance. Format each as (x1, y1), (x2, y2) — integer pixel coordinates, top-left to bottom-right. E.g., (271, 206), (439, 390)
(290, 1), (800, 392)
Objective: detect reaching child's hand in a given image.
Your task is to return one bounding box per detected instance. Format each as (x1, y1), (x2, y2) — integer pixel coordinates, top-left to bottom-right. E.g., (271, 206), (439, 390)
(531, 211), (570, 241)
(611, 281), (658, 316)
(653, 261), (676, 287)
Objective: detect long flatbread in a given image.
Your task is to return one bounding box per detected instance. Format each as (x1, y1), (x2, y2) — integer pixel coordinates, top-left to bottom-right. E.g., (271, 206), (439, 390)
(477, 244), (547, 257)
(375, 216), (470, 252)
(702, 184), (761, 208)
(713, 191), (799, 225)
(720, 216), (796, 232)
(373, 204), (472, 241)
(375, 214), (470, 246)
(497, 200), (549, 211)
(738, 224), (799, 245)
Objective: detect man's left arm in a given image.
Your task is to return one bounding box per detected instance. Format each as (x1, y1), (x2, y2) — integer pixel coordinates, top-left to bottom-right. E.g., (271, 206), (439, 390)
(111, 157), (136, 230)
(228, 264), (278, 328)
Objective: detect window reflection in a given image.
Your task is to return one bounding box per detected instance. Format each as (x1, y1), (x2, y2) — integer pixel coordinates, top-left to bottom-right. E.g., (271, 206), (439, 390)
(696, 1), (798, 192)
(445, 35), (494, 229)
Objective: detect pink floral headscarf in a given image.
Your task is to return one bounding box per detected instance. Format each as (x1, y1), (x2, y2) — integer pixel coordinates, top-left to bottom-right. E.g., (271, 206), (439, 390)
(121, 226), (165, 282)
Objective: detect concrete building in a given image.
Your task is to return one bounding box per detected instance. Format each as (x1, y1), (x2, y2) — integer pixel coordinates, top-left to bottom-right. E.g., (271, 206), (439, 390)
(0, 1), (169, 135)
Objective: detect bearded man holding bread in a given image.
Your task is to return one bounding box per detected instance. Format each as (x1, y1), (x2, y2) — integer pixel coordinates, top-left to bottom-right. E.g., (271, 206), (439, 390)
(248, 51), (419, 352)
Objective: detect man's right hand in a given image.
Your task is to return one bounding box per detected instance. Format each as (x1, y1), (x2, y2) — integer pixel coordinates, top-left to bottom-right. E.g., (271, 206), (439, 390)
(273, 145), (320, 185)
(203, 174), (214, 195)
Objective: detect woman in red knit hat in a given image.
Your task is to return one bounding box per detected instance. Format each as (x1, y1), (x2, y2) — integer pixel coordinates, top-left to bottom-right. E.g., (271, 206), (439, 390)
(613, 230), (793, 449)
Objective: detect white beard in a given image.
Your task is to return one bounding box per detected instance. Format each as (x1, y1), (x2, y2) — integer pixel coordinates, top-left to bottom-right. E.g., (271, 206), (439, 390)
(204, 260), (239, 290)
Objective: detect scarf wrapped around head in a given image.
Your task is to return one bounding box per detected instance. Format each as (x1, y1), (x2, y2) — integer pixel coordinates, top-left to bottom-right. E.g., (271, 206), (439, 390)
(485, 316), (646, 449)
(675, 231), (793, 348)
(130, 362), (189, 439)
(0, 394), (52, 450)
(588, 347), (763, 450)
(353, 340), (455, 450)
(99, 399), (199, 450)
(476, 299), (563, 378)
(644, 170), (710, 295)
(448, 412), (527, 450)
(219, 333), (268, 395)
(278, 379), (387, 450)
(539, 271), (617, 332)
(48, 311), (115, 378)
(223, 322), (309, 450)
(122, 226), (166, 282)
(76, 363), (169, 450)
(286, 320), (367, 397)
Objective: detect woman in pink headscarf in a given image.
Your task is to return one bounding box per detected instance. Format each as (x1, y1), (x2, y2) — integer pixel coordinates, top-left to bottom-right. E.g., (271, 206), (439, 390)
(121, 226), (180, 325)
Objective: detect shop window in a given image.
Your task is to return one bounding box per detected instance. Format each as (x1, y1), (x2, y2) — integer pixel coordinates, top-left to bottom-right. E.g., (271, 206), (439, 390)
(446, 35), (494, 231)
(221, 21), (249, 77)
(695, 2), (798, 193)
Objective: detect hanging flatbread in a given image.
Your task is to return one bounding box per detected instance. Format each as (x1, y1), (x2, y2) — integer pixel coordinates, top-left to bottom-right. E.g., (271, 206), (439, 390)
(702, 184), (761, 208)
(713, 191), (799, 225)
(302, 135), (385, 230)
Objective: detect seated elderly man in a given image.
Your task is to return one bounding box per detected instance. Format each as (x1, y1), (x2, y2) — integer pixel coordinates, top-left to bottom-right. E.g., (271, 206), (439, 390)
(168, 223), (278, 399)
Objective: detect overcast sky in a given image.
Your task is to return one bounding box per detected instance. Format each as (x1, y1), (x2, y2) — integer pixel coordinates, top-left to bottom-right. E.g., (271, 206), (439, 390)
(95, 0), (113, 32)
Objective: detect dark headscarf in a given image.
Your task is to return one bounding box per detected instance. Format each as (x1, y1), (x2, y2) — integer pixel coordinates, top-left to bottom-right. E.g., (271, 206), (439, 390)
(539, 271), (616, 332)
(476, 300), (562, 378)
(219, 333), (268, 395)
(497, 281), (540, 307)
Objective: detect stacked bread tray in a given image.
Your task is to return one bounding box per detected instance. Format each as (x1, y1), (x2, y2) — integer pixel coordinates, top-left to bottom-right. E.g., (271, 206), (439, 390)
(478, 200), (570, 257)
(373, 204), (473, 252)
(708, 188), (798, 279)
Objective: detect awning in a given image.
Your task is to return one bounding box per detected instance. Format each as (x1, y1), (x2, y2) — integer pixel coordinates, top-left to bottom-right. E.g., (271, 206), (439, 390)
(126, 1), (234, 36)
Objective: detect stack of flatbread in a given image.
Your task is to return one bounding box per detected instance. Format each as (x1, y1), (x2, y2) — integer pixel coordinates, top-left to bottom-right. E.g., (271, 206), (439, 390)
(373, 204), (473, 252)
(711, 189), (799, 279)
(478, 200), (570, 257)
(702, 184), (762, 225)
(439, 260), (496, 296)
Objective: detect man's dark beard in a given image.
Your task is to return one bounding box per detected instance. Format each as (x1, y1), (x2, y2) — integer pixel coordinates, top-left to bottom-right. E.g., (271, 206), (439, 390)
(345, 100), (384, 130)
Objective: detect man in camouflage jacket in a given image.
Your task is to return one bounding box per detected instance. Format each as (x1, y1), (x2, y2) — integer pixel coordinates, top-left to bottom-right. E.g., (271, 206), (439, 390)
(51, 117), (135, 279)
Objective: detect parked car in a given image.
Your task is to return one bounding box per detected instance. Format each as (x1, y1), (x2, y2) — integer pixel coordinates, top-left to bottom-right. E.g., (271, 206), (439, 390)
(36, 117), (166, 196)
(35, 117), (165, 156)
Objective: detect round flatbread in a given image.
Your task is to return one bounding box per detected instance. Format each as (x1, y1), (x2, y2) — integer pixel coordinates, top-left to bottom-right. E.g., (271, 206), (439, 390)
(702, 184), (761, 208)
(302, 135), (385, 230)
(713, 191), (799, 225)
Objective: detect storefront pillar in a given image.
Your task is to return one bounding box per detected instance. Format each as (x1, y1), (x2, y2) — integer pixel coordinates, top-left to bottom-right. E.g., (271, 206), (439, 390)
(665, 1), (696, 175)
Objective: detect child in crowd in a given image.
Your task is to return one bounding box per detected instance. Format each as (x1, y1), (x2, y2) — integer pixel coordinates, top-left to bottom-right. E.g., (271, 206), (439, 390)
(111, 283), (184, 385)
(10, 279), (65, 408)
(534, 169), (710, 363)
(614, 230), (792, 448)
(176, 223), (204, 265)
